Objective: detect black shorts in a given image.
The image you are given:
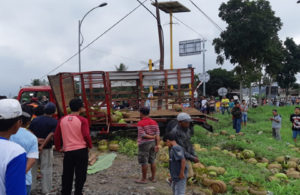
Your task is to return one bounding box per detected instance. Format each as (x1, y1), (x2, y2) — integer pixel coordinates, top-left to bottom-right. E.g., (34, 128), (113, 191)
(138, 141), (156, 165)
(209, 107), (215, 112)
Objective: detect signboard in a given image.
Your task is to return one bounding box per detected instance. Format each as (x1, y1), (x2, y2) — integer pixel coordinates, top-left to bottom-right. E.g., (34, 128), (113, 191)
(179, 39), (202, 56)
(199, 72), (210, 82)
(218, 87), (228, 96)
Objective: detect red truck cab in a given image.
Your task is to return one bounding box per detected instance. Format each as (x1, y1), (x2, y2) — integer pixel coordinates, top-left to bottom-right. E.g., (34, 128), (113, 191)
(17, 86), (55, 105)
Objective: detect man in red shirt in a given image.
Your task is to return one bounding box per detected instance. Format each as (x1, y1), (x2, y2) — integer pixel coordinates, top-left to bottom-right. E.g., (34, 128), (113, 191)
(54, 99), (92, 195)
(135, 107), (160, 184)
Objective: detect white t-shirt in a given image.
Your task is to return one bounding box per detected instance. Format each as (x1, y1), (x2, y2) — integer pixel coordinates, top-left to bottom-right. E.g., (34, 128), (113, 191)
(201, 99), (207, 108)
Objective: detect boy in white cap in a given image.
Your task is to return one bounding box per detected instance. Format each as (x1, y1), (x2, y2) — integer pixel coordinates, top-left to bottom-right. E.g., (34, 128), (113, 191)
(0, 99), (27, 195)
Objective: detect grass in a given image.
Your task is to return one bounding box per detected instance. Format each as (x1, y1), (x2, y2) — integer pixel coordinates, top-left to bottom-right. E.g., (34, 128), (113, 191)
(192, 105), (300, 194)
(112, 106), (300, 194)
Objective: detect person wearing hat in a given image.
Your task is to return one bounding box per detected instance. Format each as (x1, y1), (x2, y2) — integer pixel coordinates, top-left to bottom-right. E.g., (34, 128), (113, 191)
(231, 101), (242, 133)
(0, 99), (27, 195)
(170, 113), (199, 178)
(10, 105), (39, 195)
(29, 102), (58, 194)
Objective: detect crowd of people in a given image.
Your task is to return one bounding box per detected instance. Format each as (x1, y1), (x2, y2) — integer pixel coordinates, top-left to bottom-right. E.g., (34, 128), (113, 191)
(0, 98), (92, 195)
(196, 96), (239, 115)
(196, 95), (300, 144)
(1, 94), (300, 195)
(0, 95), (198, 195)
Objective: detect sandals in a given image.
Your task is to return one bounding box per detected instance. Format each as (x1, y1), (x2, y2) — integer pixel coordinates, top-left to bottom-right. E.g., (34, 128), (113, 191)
(135, 180), (148, 184)
(148, 177), (157, 183)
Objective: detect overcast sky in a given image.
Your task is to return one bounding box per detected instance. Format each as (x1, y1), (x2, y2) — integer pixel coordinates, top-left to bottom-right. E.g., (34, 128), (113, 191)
(0, 0), (299, 97)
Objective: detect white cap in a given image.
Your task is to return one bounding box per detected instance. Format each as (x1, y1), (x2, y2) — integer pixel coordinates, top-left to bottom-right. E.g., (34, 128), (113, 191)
(0, 99), (23, 120)
(177, 112), (192, 122)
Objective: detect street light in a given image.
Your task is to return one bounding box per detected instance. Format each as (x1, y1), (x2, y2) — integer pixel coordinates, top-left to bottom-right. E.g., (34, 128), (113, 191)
(78, 3), (107, 72)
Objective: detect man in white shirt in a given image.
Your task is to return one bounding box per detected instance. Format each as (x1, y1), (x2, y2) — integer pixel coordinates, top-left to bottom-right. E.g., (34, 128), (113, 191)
(0, 99), (27, 195)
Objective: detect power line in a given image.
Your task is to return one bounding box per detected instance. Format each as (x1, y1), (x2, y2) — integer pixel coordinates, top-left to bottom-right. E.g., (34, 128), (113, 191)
(189, 0), (223, 32)
(148, 0), (208, 41)
(172, 15), (205, 39)
(40, 0), (148, 79)
(88, 47), (145, 64)
(138, 0), (165, 69)
(136, 0), (157, 19)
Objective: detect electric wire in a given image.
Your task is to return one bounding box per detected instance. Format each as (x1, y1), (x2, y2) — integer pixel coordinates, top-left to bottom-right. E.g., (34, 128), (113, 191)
(172, 15), (205, 39)
(40, 0), (148, 79)
(136, 0), (157, 19)
(149, 0), (208, 41)
(88, 47), (145, 64)
(189, 0), (223, 32)
(139, 0), (165, 68)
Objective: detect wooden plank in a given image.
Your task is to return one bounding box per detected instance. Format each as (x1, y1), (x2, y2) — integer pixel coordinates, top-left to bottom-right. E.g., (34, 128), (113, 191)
(124, 108), (206, 119)
(111, 91), (138, 95)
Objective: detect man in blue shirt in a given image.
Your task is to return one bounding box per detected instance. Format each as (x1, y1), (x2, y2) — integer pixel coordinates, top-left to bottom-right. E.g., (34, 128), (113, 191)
(0, 99), (27, 195)
(163, 133), (188, 195)
(30, 103), (57, 194)
(10, 105), (39, 195)
(270, 109), (282, 140)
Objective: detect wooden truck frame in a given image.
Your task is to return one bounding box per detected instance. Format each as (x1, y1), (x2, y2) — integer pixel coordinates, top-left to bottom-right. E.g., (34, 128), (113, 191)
(48, 68), (216, 134)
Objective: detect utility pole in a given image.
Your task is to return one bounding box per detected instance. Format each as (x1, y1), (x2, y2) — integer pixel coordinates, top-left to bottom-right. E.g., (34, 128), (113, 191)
(154, 0), (164, 70)
(170, 12), (173, 71)
(149, 59), (153, 93)
(202, 39), (206, 96)
(170, 12), (174, 90)
(153, 1), (190, 71)
(78, 20), (82, 72)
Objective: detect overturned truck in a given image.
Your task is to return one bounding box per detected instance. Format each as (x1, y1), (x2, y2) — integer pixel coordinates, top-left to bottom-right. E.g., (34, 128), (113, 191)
(48, 68), (216, 134)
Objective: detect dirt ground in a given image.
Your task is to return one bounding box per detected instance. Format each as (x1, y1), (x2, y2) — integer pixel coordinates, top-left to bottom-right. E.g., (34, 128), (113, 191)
(31, 150), (205, 195)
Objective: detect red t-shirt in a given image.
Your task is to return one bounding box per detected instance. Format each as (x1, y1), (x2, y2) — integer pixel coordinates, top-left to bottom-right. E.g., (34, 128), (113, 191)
(137, 117), (160, 145)
(54, 115), (92, 152)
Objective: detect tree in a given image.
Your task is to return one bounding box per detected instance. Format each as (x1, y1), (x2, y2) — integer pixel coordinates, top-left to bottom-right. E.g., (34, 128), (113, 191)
(115, 63), (128, 71)
(213, 0), (282, 100)
(203, 68), (239, 96)
(277, 38), (300, 95)
(263, 37), (284, 100)
(31, 79), (48, 86)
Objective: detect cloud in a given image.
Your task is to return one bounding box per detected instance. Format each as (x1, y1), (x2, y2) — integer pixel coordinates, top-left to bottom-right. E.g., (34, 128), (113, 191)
(0, 0), (300, 96)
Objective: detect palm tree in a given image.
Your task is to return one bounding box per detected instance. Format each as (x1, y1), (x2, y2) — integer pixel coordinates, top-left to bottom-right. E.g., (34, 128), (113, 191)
(115, 63), (128, 71)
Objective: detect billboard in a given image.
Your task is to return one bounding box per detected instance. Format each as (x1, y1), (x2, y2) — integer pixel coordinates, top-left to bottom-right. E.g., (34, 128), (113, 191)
(179, 39), (202, 56)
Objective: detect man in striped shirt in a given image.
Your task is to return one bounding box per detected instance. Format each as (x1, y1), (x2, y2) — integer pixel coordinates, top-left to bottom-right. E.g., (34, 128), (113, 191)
(136, 107), (160, 184)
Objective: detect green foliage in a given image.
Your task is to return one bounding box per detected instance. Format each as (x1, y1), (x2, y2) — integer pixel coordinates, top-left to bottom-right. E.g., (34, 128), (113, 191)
(214, 0), (282, 66)
(264, 37), (285, 79)
(31, 79), (48, 86)
(277, 38), (300, 95)
(213, 0), (282, 92)
(192, 106), (300, 194)
(204, 68), (239, 96)
(115, 63), (128, 71)
(118, 138), (138, 157)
